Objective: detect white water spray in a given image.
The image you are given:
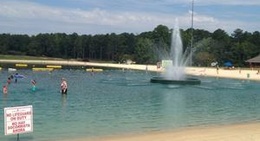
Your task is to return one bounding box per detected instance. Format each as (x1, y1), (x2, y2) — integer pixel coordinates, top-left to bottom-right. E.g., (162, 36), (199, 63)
(162, 19), (191, 80)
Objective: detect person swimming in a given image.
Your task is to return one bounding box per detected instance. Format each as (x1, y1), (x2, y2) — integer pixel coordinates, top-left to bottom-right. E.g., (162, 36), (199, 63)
(14, 73), (25, 83)
(60, 78), (68, 94)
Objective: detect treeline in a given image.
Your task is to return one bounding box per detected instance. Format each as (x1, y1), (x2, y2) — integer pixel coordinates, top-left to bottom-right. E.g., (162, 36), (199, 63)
(0, 25), (259, 67)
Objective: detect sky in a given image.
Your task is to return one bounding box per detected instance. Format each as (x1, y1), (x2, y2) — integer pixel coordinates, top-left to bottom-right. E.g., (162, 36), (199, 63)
(0, 0), (259, 35)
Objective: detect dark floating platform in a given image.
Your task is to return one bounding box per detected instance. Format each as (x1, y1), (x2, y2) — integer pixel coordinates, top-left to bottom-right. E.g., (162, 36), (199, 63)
(150, 76), (201, 85)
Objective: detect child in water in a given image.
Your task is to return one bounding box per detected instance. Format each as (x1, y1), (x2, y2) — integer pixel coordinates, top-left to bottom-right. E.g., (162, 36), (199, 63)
(31, 79), (36, 91)
(3, 85), (7, 94)
(7, 77), (11, 84)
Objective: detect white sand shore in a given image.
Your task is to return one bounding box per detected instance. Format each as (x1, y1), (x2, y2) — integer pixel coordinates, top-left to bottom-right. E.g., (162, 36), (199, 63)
(63, 122), (260, 141)
(1, 59), (260, 81)
(185, 67), (260, 81)
(89, 63), (260, 81)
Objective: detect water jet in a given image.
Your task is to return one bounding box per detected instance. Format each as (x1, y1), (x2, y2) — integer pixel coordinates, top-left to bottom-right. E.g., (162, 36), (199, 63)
(151, 20), (200, 85)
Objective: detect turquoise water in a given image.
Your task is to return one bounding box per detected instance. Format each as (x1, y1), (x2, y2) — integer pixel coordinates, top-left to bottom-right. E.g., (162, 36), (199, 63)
(0, 69), (260, 141)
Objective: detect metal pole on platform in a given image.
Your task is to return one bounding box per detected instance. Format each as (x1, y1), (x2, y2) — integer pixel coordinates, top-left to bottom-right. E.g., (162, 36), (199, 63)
(190, 0), (194, 66)
(191, 0), (194, 49)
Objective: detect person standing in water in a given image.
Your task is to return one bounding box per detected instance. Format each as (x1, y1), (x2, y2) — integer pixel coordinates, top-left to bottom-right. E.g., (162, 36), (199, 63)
(3, 85), (8, 94)
(60, 78), (68, 94)
(7, 77), (11, 84)
(31, 79), (37, 91)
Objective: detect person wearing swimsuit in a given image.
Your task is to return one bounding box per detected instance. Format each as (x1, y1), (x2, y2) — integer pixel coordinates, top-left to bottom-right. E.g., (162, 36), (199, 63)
(60, 78), (68, 94)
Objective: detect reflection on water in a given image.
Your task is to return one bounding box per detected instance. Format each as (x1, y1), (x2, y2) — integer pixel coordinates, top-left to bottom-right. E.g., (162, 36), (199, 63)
(2, 93), (8, 107)
(61, 94), (67, 108)
(0, 69), (259, 141)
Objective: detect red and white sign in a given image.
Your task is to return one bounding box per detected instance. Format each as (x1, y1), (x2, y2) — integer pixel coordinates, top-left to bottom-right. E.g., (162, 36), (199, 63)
(4, 105), (33, 135)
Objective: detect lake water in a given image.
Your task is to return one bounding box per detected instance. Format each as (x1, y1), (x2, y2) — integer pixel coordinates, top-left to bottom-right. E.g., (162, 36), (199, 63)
(0, 69), (260, 141)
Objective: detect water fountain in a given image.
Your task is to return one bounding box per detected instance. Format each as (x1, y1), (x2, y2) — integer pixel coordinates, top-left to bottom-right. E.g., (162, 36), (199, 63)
(150, 20), (201, 85)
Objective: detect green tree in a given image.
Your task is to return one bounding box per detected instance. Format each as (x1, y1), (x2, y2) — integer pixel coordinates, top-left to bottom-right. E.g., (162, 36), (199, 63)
(211, 29), (231, 64)
(134, 38), (154, 64)
(105, 33), (116, 61)
(27, 36), (40, 56)
(194, 51), (215, 66)
(193, 38), (216, 66)
(0, 34), (11, 54)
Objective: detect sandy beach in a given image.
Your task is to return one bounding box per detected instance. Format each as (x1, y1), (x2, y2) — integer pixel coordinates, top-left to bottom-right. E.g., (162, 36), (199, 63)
(1, 59), (260, 81)
(62, 122), (260, 141)
(1, 58), (259, 80)
(185, 67), (260, 81)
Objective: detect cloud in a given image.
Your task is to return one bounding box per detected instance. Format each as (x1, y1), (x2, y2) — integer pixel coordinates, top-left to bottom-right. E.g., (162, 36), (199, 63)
(0, 0), (258, 35)
(0, 1), (182, 34)
(152, 0), (260, 6)
(73, 0), (260, 6)
(194, 0), (260, 6)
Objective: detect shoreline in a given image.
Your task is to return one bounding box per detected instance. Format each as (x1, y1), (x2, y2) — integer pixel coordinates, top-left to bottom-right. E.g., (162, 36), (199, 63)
(62, 121), (260, 141)
(185, 67), (260, 81)
(1, 59), (260, 81)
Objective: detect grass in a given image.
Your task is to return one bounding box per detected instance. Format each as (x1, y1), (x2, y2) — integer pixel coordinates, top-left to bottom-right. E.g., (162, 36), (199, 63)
(0, 54), (117, 63)
(0, 55), (65, 60)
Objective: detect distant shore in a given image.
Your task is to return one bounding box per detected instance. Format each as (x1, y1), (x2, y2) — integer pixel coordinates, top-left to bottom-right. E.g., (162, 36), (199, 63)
(185, 67), (260, 81)
(1, 59), (260, 81)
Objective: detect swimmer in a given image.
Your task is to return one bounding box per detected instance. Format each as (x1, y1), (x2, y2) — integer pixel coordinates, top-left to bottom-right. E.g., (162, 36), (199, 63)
(14, 73), (18, 83)
(31, 79), (36, 85)
(60, 78), (68, 94)
(31, 79), (37, 91)
(7, 77), (11, 84)
(3, 85), (7, 94)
